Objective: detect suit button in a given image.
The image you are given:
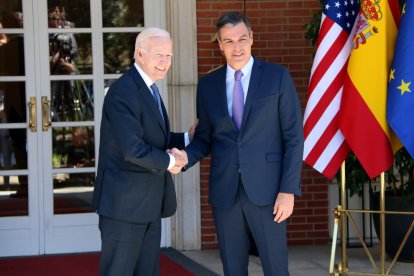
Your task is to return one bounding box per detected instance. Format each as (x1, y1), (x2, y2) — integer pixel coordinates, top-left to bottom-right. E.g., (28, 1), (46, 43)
(238, 142), (242, 146)
(152, 169), (158, 173)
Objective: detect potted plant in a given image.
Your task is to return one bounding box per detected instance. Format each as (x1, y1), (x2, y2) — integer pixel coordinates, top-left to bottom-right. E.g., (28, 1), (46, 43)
(340, 149), (414, 261)
(370, 148), (414, 261)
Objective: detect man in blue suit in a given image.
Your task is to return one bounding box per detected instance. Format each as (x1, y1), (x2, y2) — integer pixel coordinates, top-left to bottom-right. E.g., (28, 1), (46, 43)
(92, 27), (193, 276)
(176, 12), (304, 275)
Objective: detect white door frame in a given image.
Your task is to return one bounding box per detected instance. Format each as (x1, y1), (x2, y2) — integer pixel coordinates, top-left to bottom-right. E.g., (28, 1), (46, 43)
(0, 0), (183, 257)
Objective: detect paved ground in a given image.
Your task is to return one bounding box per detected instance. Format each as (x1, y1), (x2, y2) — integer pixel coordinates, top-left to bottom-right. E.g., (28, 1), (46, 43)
(181, 244), (414, 276)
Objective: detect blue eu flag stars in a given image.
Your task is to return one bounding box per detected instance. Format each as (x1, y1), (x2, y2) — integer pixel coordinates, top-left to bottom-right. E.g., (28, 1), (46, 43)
(387, 0), (414, 158)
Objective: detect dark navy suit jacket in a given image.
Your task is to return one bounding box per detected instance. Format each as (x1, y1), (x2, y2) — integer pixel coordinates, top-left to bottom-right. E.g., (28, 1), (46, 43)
(92, 66), (184, 223)
(186, 59), (304, 208)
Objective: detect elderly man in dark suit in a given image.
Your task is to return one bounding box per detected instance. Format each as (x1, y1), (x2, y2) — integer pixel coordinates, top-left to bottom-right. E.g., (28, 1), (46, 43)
(175, 12), (304, 276)
(92, 27), (192, 276)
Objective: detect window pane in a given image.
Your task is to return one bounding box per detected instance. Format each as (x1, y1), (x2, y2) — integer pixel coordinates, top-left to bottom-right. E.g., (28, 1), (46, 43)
(47, 0), (90, 28)
(104, 79), (117, 95)
(49, 33), (92, 75)
(103, 33), (136, 74)
(0, 175), (28, 217)
(0, 82), (26, 124)
(0, 0), (23, 29)
(52, 126), (95, 169)
(51, 80), (94, 122)
(0, 33), (25, 76)
(102, 0), (144, 28)
(53, 172), (94, 214)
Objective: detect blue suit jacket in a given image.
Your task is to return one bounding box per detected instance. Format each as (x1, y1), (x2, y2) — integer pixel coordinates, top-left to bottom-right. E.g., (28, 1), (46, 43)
(92, 66), (184, 223)
(186, 59), (304, 208)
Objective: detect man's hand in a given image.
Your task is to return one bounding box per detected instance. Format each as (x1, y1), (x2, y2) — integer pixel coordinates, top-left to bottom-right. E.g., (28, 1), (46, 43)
(273, 192), (294, 223)
(188, 119), (199, 141)
(168, 165), (182, 174)
(166, 148), (188, 174)
(170, 148), (188, 167)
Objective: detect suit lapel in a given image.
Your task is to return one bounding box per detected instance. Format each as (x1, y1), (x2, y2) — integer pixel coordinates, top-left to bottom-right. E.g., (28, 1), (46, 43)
(240, 59), (264, 130)
(128, 67), (167, 136)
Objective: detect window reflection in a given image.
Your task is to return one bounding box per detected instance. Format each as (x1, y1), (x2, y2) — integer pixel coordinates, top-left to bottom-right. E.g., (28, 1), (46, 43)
(0, 7), (24, 76)
(104, 79), (116, 95)
(53, 172), (94, 214)
(52, 126), (95, 169)
(47, 0), (90, 28)
(49, 33), (92, 75)
(0, 82), (26, 124)
(0, 0), (23, 29)
(51, 80), (94, 122)
(0, 175), (28, 217)
(104, 33), (136, 74)
(102, 0), (144, 28)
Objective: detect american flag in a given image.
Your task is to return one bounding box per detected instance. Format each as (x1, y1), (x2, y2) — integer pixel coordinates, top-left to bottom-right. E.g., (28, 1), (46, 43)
(303, 0), (360, 179)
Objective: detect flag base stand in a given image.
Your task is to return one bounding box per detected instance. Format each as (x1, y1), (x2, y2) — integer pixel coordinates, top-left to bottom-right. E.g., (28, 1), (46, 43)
(329, 164), (414, 276)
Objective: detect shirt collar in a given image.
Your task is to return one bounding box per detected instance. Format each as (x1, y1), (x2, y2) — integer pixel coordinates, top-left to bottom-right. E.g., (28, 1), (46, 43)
(134, 63), (154, 88)
(226, 56), (254, 78)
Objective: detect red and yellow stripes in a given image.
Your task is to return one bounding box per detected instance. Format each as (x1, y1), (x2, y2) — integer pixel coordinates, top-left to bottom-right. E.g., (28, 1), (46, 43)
(339, 0), (402, 178)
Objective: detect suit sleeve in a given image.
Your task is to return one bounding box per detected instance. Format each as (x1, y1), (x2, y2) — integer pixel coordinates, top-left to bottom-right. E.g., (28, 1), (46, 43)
(104, 89), (170, 172)
(168, 132), (185, 149)
(278, 68), (304, 196)
(184, 79), (212, 167)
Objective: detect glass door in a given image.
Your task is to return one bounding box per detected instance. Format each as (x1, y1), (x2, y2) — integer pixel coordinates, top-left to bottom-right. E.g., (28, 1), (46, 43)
(0, 0), (167, 257)
(0, 0), (41, 256)
(40, 0), (99, 254)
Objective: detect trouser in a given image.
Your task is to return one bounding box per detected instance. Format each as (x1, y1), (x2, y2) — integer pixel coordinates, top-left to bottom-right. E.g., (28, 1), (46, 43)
(212, 183), (289, 276)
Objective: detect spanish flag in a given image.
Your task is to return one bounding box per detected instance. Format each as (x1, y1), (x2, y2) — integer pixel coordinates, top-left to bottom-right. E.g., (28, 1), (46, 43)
(339, 0), (402, 178)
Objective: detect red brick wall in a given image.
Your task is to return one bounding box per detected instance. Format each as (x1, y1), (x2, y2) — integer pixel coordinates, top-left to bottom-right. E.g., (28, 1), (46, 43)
(196, 0), (331, 249)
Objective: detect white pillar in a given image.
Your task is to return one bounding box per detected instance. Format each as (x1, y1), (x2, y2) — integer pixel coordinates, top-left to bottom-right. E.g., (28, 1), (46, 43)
(166, 0), (201, 250)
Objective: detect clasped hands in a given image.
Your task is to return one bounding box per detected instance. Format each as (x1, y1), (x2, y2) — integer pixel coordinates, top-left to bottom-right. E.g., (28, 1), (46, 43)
(167, 148), (188, 174)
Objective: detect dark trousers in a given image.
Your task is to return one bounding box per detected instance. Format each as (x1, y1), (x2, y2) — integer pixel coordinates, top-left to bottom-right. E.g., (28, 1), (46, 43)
(212, 184), (289, 276)
(98, 215), (161, 276)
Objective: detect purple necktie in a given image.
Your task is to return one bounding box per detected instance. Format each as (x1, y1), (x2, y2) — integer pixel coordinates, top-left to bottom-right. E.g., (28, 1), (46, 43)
(232, 70), (244, 129)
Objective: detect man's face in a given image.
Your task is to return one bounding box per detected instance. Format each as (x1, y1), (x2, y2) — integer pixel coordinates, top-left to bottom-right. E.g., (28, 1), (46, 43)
(218, 22), (253, 70)
(135, 36), (173, 82)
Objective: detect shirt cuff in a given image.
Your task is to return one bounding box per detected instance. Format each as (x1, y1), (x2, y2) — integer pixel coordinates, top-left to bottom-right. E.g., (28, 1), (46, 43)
(184, 132), (190, 146)
(167, 153), (176, 170)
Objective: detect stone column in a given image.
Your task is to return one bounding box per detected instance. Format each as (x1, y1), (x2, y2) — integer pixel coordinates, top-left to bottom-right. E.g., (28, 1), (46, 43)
(166, 0), (201, 250)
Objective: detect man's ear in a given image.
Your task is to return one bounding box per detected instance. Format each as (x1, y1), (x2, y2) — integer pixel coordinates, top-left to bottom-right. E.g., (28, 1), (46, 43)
(218, 40), (223, 52)
(135, 48), (143, 61)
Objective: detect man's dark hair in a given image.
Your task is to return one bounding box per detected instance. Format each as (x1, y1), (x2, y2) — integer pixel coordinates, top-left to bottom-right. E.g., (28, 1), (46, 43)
(216, 12), (252, 40)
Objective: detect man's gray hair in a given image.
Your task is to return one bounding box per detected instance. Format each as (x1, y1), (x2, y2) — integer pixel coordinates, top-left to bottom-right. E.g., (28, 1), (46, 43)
(135, 27), (171, 51)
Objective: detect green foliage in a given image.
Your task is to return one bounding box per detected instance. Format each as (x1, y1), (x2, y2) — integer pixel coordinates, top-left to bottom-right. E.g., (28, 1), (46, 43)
(386, 148), (414, 202)
(338, 149), (414, 202)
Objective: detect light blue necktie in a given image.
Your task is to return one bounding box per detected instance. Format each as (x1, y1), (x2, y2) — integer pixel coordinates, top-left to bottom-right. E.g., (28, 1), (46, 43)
(232, 70), (244, 129)
(150, 84), (165, 122)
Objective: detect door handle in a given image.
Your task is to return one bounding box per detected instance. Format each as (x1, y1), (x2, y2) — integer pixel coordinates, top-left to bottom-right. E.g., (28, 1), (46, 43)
(41, 96), (52, 131)
(28, 96), (37, 132)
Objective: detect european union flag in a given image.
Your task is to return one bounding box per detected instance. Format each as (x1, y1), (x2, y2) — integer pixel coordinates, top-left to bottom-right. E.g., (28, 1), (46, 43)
(387, 0), (414, 158)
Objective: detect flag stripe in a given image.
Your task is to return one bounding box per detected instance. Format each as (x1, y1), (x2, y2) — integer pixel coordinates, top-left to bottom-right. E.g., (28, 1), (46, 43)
(341, 74), (394, 178)
(314, 14), (332, 49)
(339, 0), (401, 178)
(303, 0), (359, 179)
(322, 139), (350, 178)
(308, 27), (349, 96)
(304, 64), (346, 139)
(305, 114), (341, 164)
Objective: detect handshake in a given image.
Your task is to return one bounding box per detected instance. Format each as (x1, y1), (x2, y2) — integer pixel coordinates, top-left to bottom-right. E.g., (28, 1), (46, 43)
(167, 148), (188, 174)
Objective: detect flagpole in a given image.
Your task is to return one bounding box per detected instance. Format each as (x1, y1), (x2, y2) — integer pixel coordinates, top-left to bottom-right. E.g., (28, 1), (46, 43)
(380, 172), (385, 274)
(340, 161), (348, 273)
